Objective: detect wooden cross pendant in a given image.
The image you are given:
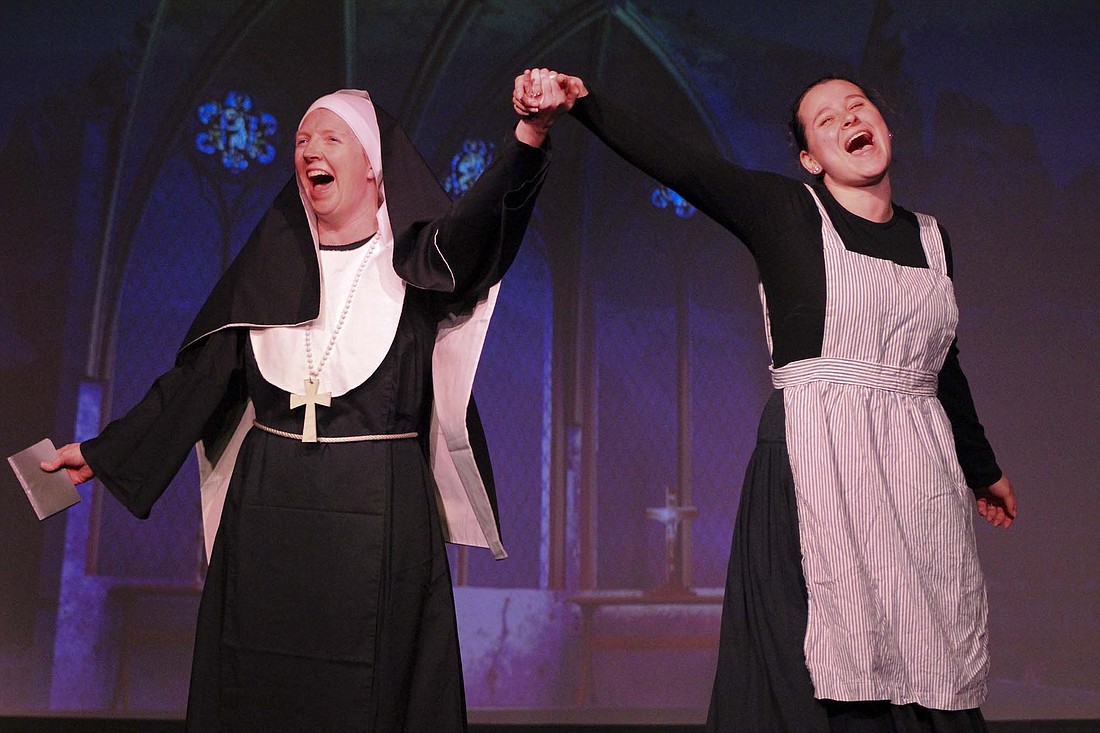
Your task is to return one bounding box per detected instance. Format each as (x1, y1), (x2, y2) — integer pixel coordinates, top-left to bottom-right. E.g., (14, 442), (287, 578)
(290, 379), (331, 442)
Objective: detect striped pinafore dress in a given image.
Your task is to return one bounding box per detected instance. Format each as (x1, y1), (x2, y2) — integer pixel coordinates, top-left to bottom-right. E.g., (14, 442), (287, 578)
(767, 187), (989, 710)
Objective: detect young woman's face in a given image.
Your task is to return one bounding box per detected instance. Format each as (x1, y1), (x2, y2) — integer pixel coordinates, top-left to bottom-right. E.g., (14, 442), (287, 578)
(294, 108), (378, 228)
(797, 79), (892, 187)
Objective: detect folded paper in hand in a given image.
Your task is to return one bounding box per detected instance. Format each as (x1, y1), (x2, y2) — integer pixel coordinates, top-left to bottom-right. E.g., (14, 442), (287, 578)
(7, 438), (81, 520)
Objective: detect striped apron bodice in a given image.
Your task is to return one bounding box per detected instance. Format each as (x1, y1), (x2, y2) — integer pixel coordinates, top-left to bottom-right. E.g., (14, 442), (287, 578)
(759, 186), (988, 709)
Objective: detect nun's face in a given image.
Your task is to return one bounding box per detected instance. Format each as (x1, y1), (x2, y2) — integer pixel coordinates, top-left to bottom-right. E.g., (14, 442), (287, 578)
(295, 108), (378, 230)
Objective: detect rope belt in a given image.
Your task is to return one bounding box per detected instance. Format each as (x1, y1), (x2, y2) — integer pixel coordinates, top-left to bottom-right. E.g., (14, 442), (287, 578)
(252, 420), (418, 444)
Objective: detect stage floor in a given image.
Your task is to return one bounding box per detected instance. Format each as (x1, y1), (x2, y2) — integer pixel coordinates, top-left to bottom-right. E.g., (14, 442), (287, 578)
(1, 719), (1099, 733)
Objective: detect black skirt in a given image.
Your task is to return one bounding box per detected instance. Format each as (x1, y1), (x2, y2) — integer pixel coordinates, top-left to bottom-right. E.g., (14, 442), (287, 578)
(185, 320), (468, 732)
(705, 390), (988, 733)
(186, 429), (466, 732)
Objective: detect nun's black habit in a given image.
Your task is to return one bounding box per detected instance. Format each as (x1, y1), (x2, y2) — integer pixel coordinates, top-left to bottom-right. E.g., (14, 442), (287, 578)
(81, 96), (549, 731)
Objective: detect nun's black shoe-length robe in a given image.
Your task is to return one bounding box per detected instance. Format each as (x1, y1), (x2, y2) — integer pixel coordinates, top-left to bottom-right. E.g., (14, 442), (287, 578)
(81, 131), (549, 732)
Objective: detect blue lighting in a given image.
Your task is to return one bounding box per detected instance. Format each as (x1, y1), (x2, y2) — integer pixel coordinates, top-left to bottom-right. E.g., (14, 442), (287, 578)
(651, 184), (695, 219)
(195, 91), (277, 173)
(74, 380), (104, 442)
(444, 139), (495, 198)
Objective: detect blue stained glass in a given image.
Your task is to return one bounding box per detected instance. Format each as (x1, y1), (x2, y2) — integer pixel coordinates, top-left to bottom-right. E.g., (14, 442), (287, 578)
(444, 139), (495, 198)
(651, 184), (696, 219)
(195, 91), (278, 174)
(256, 142), (276, 165)
(197, 102), (219, 125)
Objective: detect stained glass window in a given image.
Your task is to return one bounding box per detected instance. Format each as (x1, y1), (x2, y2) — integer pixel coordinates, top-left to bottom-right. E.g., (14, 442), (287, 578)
(195, 91), (277, 174)
(651, 184), (695, 218)
(444, 139), (495, 198)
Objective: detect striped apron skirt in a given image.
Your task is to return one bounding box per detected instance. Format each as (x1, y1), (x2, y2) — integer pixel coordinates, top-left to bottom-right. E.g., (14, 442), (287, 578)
(767, 187), (988, 710)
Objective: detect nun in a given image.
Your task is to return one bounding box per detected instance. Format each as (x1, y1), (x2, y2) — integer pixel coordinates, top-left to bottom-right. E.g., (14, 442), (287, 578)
(44, 70), (572, 731)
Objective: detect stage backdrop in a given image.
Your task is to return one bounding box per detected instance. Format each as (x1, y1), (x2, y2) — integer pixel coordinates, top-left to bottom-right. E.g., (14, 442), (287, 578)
(1, 0), (1098, 725)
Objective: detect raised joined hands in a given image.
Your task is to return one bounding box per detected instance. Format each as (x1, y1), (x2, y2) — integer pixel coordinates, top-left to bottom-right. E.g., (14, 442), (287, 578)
(511, 69), (588, 147)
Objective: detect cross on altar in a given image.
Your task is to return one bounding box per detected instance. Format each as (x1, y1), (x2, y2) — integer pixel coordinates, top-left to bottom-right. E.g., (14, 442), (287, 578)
(290, 378), (331, 442)
(645, 489), (698, 595)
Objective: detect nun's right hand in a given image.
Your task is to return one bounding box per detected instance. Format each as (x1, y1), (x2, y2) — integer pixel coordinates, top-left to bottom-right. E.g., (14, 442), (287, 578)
(40, 442), (94, 485)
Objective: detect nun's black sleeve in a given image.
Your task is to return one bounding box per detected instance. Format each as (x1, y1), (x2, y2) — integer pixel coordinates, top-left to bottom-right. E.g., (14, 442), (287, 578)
(80, 328), (246, 519)
(392, 135), (550, 299)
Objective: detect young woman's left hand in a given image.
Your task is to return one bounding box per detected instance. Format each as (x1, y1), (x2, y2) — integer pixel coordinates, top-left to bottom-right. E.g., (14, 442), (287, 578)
(975, 473), (1017, 529)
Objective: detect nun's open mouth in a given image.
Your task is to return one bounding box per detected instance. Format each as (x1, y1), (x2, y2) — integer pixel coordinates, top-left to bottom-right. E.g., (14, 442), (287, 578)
(307, 170), (335, 186)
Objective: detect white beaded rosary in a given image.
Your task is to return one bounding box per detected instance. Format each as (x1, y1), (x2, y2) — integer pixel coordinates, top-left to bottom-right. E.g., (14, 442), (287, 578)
(290, 232), (380, 442)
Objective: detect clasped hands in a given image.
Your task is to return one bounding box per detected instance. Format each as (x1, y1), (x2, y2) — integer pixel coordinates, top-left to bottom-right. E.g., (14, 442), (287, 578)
(512, 68), (587, 147)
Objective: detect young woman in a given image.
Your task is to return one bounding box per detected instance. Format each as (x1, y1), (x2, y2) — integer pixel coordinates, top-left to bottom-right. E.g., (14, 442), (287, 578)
(517, 71), (1017, 732)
